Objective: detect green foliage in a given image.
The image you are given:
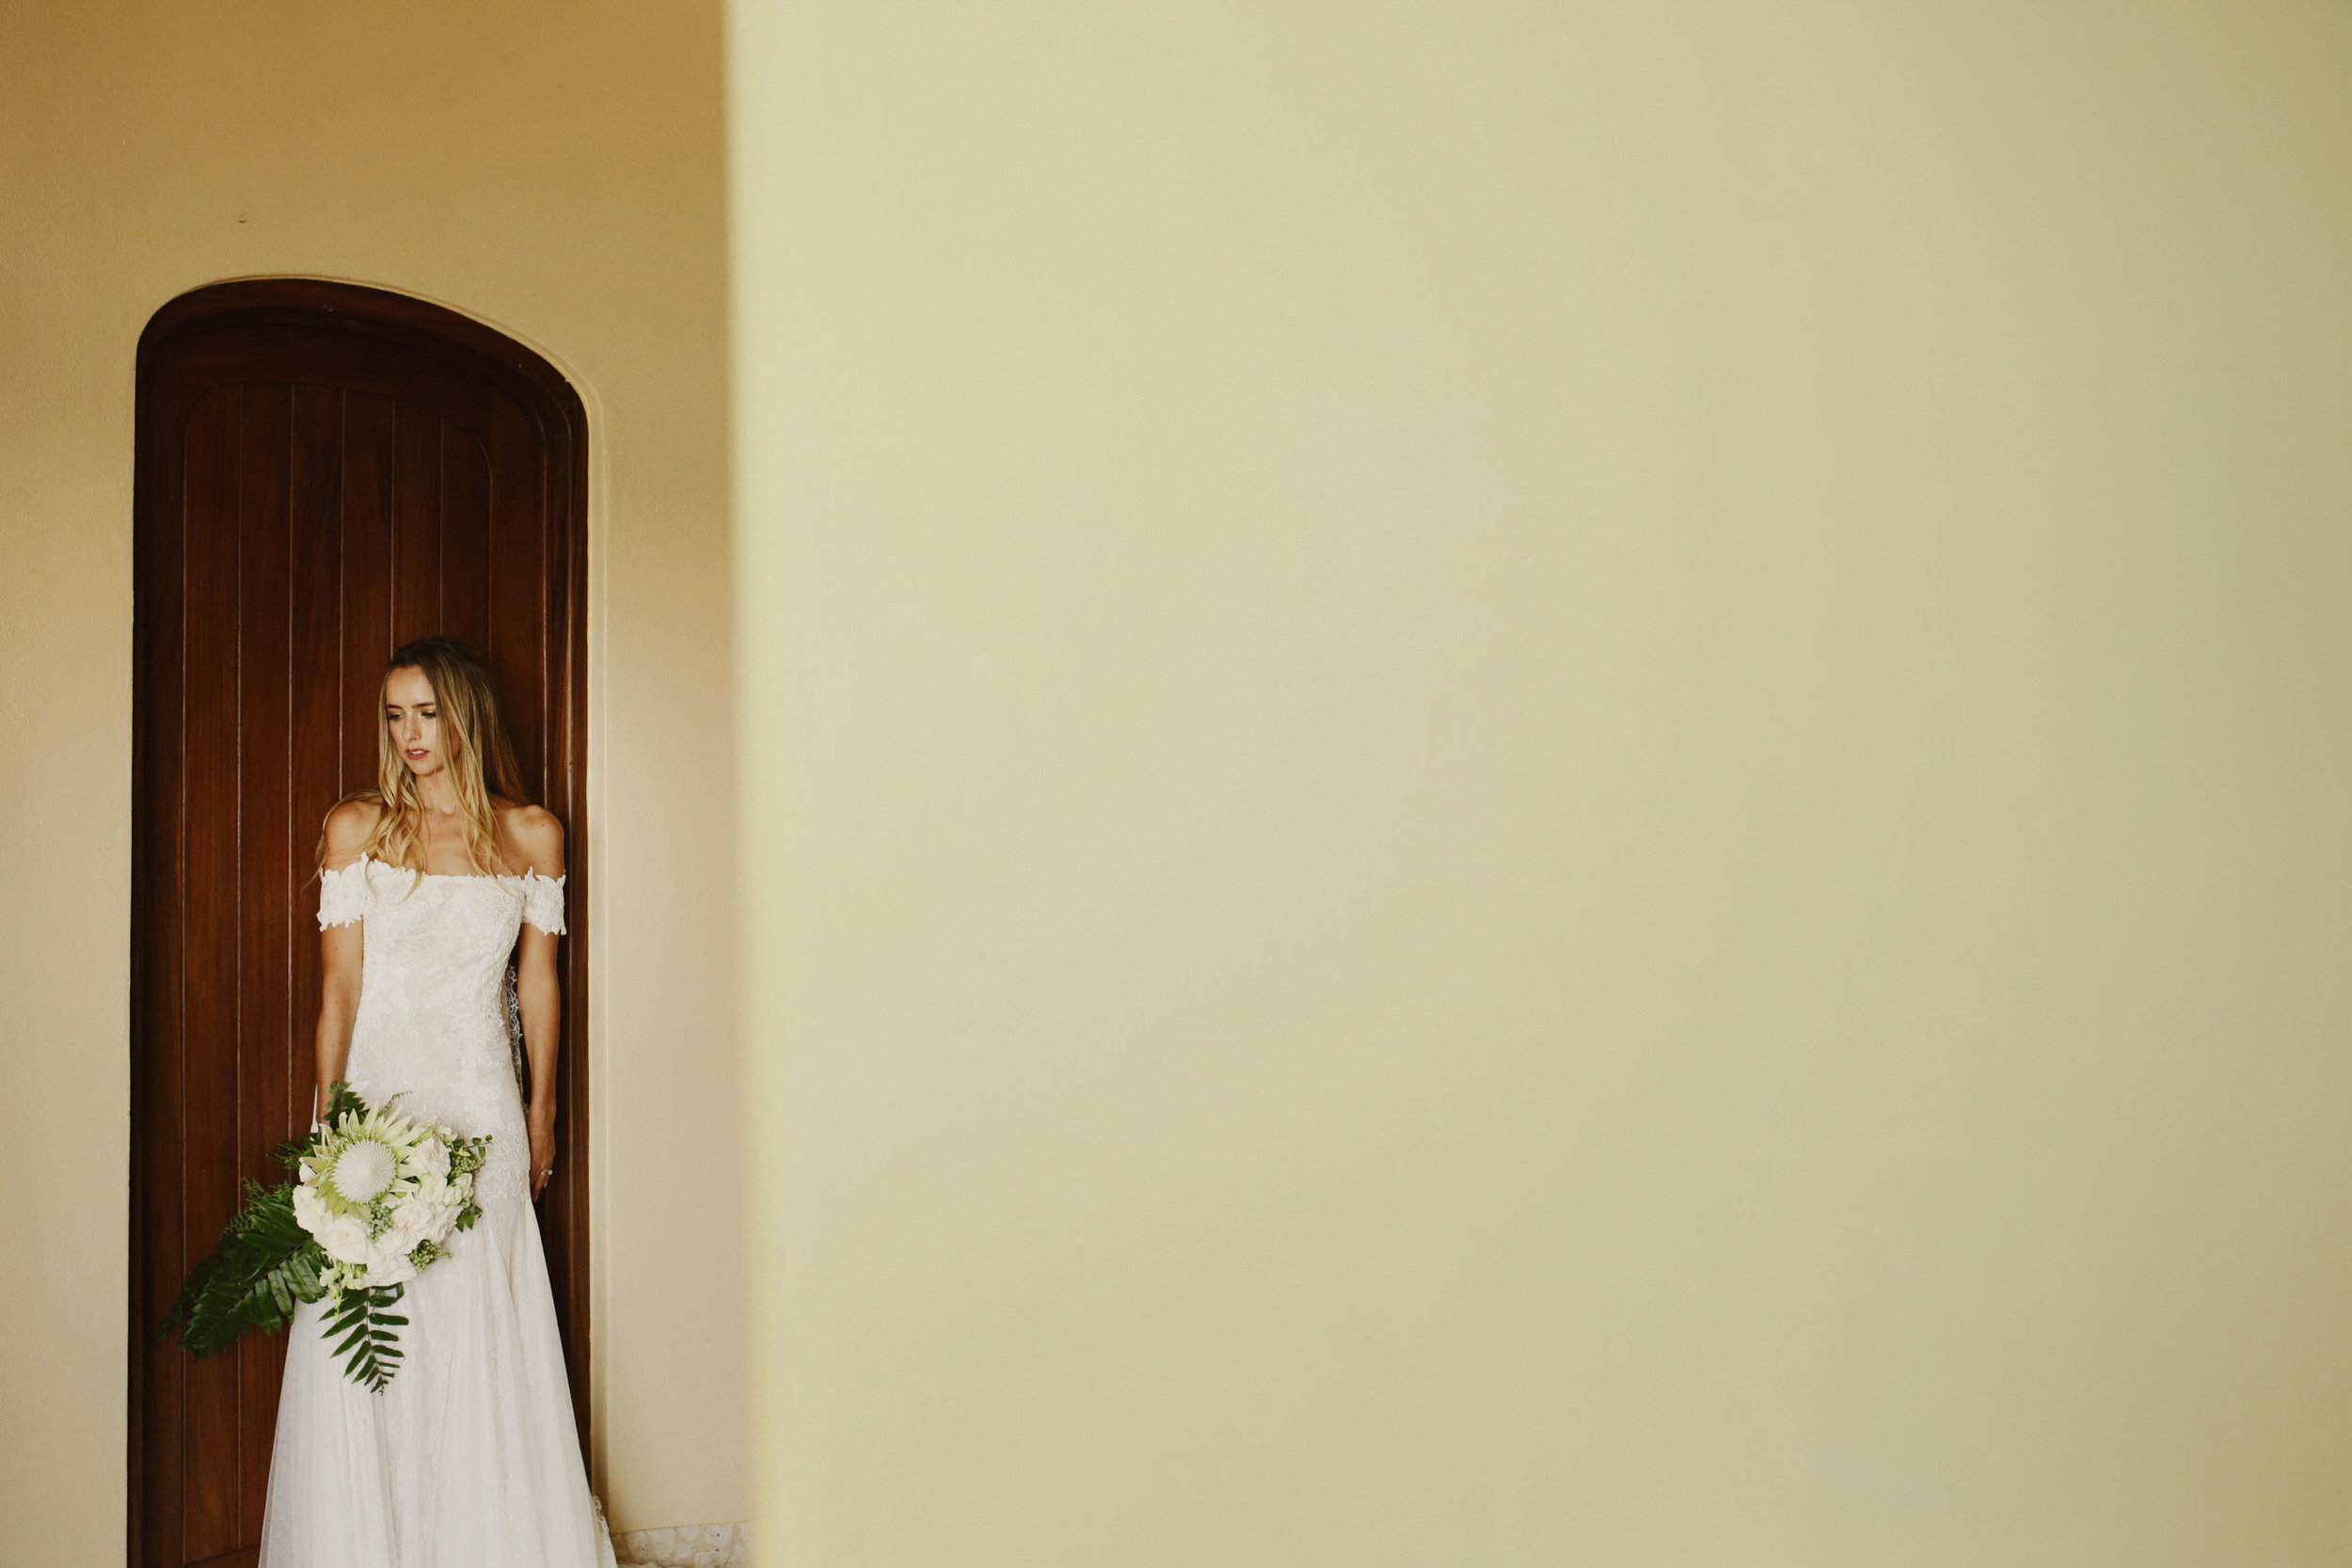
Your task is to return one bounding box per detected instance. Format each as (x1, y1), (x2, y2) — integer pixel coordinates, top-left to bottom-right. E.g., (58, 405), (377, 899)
(157, 1178), (330, 1361)
(320, 1080), (368, 1124)
(325, 1283), (408, 1393)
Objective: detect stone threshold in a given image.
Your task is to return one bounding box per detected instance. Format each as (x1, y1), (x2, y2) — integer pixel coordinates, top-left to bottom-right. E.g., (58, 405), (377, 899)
(615, 1518), (753, 1567)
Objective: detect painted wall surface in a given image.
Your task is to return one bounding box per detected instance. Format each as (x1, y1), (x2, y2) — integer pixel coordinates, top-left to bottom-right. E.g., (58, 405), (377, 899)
(731, 2), (2352, 1563)
(0, 0), (748, 1552)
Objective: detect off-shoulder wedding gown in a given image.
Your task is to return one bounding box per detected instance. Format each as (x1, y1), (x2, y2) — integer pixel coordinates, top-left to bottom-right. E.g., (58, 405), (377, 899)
(260, 856), (614, 1568)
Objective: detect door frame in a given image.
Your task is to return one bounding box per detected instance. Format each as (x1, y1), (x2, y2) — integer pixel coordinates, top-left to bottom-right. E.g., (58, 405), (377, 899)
(128, 277), (594, 1563)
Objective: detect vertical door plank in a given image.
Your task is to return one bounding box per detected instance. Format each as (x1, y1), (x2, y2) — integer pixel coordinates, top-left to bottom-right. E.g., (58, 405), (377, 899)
(234, 384), (294, 1543)
(288, 385), (345, 1129)
(440, 422), (494, 653)
(342, 393), (395, 787)
(546, 420), (577, 816)
(539, 415), (590, 1458)
(180, 384), (246, 1564)
(233, 383), (294, 1179)
(134, 388), (202, 1568)
(486, 396), (548, 793)
(390, 404), (443, 647)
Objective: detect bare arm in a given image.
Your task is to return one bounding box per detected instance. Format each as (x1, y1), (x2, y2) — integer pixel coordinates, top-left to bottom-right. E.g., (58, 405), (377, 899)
(509, 808), (567, 1198)
(312, 800), (380, 1123)
(315, 927), (363, 1120)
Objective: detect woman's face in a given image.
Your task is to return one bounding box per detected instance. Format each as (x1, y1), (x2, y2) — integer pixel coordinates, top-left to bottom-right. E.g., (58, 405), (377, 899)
(384, 666), (444, 780)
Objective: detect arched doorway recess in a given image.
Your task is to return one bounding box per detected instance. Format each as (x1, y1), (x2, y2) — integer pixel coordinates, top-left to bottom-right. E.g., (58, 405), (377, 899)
(129, 279), (591, 1568)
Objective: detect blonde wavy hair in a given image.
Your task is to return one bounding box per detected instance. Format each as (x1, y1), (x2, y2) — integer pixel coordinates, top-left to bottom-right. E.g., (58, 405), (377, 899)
(327, 636), (528, 879)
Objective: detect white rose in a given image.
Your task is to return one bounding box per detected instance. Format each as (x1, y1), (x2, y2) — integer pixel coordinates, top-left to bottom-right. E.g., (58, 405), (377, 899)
(365, 1250), (419, 1288)
(315, 1214), (373, 1265)
(382, 1197), (440, 1256)
(407, 1209), (455, 1251)
(408, 1171), (451, 1211)
(292, 1185), (326, 1234)
(410, 1137), (451, 1179)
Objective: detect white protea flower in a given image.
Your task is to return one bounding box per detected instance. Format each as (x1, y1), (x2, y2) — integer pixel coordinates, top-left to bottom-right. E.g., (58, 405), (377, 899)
(331, 1139), (395, 1203)
(306, 1101), (431, 1220)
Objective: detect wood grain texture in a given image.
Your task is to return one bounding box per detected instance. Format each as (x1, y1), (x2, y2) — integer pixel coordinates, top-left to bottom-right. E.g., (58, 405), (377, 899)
(131, 281), (592, 1568)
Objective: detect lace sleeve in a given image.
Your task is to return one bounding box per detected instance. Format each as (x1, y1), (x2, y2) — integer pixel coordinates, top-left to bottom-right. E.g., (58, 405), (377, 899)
(318, 860), (369, 929)
(522, 872), (567, 936)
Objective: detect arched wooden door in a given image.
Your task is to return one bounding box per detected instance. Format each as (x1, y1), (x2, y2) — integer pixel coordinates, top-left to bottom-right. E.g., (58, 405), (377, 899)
(130, 280), (591, 1568)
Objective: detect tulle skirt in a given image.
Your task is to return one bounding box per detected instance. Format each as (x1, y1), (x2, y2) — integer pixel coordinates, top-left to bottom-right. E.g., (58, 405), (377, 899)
(258, 1187), (613, 1568)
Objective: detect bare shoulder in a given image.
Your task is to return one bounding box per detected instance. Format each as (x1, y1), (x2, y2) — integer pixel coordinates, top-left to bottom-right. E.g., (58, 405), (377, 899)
(498, 802), (566, 878)
(321, 798), (384, 869)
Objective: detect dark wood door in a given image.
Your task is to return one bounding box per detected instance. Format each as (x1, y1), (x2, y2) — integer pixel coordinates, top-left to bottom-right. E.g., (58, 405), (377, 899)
(130, 280), (591, 1568)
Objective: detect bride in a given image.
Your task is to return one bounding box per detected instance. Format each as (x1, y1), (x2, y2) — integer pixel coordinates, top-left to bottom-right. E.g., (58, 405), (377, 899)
(261, 636), (612, 1568)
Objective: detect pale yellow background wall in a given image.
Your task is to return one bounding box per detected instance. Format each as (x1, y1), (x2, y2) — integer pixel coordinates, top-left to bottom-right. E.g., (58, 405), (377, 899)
(0, 0), (748, 1554)
(732, 2), (2352, 1562)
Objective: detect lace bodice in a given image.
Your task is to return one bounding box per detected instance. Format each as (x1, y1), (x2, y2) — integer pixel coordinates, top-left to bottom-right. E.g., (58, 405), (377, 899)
(319, 855), (565, 1204)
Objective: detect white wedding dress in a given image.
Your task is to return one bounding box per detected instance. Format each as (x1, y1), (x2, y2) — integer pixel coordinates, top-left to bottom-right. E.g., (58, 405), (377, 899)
(260, 855), (615, 1568)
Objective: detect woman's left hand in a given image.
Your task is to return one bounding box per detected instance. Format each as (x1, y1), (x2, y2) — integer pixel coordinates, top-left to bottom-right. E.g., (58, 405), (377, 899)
(529, 1114), (557, 1198)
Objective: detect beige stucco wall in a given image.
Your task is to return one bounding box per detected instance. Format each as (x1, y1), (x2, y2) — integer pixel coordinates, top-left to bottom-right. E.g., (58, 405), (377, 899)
(731, 1), (2352, 1562)
(0, 0), (747, 1554)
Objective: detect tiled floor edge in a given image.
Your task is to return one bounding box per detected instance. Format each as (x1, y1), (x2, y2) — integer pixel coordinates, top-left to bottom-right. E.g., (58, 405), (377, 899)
(613, 1517), (754, 1567)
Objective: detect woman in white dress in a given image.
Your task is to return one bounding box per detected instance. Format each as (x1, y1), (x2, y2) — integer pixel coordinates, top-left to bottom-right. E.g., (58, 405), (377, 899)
(261, 636), (612, 1568)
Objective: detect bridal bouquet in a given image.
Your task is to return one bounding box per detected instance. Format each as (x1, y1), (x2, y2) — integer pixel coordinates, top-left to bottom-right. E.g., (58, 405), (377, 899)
(160, 1084), (490, 1391)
